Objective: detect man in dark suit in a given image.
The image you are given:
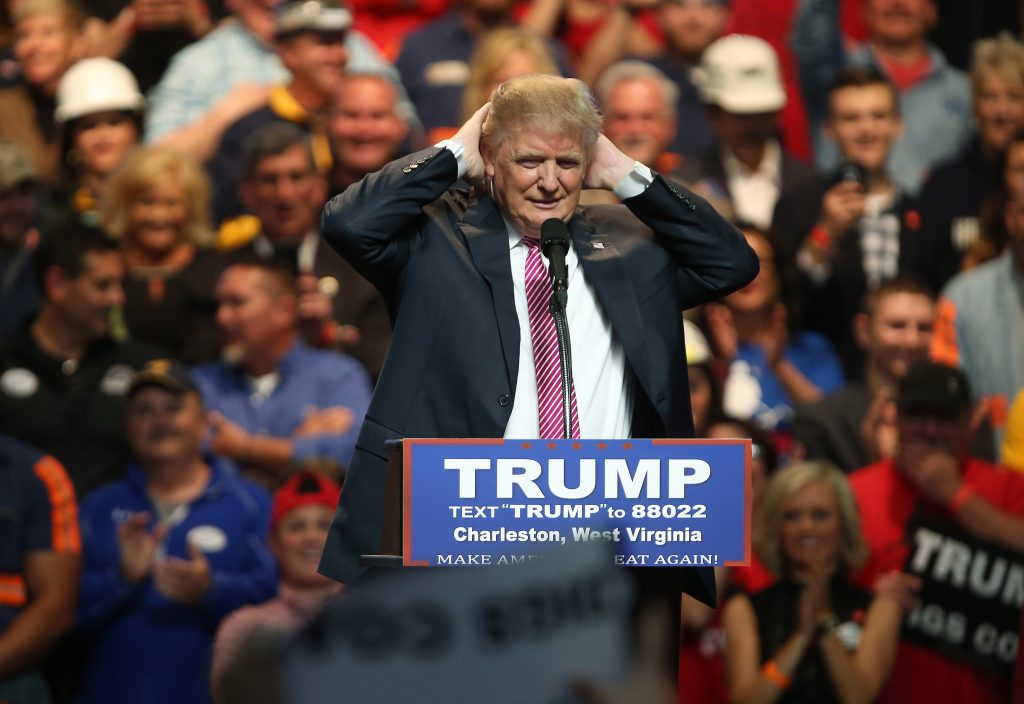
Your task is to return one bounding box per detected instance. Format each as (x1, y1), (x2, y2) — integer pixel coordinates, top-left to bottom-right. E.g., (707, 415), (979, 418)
(317, 76), (758, 610)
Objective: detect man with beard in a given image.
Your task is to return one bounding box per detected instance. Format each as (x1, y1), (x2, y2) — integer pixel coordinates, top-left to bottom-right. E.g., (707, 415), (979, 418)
(193, 258), (371, 487)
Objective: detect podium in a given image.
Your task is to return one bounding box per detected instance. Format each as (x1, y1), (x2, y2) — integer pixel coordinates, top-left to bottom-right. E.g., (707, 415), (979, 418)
(360, 437), (750, 586)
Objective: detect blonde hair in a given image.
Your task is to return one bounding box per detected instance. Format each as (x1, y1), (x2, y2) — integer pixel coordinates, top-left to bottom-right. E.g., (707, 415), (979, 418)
(461, 27), (559, 123)
(481, 74), (602, 162)
(102, 146), (212, 248)
(754, 460), (869, 578)
(971, 32), (1024, 95)
(13, 0), (85, 31)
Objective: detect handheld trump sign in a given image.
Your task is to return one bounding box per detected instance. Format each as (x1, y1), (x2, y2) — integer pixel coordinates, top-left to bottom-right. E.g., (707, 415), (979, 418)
(402, 438), (750, 567)
(902, 514), (1023, 673)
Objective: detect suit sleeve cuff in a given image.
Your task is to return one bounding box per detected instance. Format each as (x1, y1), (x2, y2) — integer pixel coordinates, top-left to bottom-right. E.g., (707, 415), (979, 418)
(435, 139), (466, 179)
(614, 162), (654, 200)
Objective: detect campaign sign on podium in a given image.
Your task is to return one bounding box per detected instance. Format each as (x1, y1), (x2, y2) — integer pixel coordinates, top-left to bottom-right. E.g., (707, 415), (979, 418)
(402, 438), (750, 567)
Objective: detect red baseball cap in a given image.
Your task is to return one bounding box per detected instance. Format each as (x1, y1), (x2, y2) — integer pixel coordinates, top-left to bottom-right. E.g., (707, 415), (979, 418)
(271, 472), (341, 530)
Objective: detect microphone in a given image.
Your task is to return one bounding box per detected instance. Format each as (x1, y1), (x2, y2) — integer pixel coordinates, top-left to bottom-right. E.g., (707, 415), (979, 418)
(540, 218), (570, 310)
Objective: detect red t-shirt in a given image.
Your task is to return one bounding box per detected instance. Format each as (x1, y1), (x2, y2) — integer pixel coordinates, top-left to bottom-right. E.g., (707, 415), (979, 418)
(850, 457), (1024, 704)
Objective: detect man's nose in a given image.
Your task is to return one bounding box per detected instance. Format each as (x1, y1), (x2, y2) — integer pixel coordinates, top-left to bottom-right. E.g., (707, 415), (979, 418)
(537, 163), (558, 191)
(110, 282), (126, 308)
(274, 177), (301, 201)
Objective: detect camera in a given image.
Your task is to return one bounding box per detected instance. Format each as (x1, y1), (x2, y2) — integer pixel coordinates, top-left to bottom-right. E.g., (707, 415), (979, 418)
(833, 160), (866, 187)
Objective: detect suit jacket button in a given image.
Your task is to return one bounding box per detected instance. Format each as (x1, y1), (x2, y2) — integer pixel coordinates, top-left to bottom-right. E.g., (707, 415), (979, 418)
(498, 394), (511, 407)
(402, 167), (412, 173)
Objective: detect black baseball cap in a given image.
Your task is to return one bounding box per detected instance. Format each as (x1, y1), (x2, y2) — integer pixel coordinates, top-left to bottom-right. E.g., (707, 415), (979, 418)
(128, 359), (199, 399)
(897, 361), (972, 419)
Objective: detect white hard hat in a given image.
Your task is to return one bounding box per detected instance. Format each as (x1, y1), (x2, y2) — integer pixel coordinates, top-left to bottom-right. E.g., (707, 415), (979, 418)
(55, 58), (145, 124)
(693, 34), (787, 114)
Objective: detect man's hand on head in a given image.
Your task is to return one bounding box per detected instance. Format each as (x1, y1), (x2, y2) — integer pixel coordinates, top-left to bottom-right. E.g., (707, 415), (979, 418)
(583, 134), (637, 192)
(453, 103), (491, 188)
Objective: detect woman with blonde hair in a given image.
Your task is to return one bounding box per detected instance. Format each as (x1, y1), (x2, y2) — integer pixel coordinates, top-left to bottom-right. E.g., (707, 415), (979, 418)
(723, 461), (903, 704)
(460, 27), (560, 124)
(102, 145), (225, 362)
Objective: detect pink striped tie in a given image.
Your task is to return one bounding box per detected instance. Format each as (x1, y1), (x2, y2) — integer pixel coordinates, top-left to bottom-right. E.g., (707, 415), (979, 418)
(522, 237), (581, 439)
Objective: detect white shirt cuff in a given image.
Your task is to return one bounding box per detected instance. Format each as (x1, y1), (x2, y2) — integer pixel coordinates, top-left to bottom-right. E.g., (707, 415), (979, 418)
(613, 161), (654, 200)
(436, 139), (466, 179)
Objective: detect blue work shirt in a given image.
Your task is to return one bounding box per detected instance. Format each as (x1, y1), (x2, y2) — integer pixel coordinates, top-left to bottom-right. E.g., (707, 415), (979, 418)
(76, 459), (276, 704)
(192, 340), (371, 469)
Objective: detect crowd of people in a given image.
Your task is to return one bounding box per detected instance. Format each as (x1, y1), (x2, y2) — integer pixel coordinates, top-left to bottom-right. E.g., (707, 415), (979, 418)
(0, 0), (1023, 702)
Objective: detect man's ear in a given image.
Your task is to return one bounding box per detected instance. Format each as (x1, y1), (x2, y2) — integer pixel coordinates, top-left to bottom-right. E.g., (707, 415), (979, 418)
(853, 312), (872, 351)
(44, 266), (67, 304)
(481, 142), (495, 178)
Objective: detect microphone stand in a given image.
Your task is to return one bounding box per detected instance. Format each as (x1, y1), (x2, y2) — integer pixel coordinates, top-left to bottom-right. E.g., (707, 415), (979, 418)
(541, 218), (573, 439)
(548, 288), (573, 439)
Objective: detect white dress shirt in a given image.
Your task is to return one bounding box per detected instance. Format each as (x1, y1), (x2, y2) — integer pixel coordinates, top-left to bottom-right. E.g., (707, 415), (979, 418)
(722, 140), (782, 231)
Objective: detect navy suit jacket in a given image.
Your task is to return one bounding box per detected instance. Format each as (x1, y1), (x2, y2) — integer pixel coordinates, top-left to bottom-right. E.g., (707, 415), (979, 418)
(317, 147), (759, 604)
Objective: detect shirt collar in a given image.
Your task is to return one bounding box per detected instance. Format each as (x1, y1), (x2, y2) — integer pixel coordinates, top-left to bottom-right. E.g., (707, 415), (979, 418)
(274, 338), (307, 377)
(125, 455), (227, 503)
(505, 215), (526, 251)
(503, 215), (575, 254)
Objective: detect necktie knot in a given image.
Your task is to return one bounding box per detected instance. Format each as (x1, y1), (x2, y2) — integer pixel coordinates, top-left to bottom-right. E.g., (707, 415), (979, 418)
(521, 236), (541, 250)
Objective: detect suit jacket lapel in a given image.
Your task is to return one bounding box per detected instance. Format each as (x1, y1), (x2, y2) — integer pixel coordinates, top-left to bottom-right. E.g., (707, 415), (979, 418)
(570, 214), (650, 389)
(462, 197), (520, 393)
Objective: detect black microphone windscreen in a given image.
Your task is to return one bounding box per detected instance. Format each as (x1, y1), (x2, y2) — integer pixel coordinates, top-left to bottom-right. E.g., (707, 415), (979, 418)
(540, 218), (569, 255)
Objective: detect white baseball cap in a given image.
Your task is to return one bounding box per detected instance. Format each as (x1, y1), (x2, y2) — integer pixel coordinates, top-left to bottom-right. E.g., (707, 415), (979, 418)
(694, 34), (787, 114)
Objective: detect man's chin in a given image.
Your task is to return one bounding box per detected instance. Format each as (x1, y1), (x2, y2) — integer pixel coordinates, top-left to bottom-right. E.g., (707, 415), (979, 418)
(221, 344), (246, 365)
